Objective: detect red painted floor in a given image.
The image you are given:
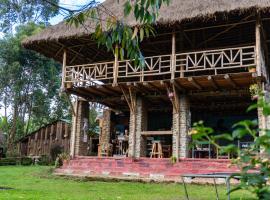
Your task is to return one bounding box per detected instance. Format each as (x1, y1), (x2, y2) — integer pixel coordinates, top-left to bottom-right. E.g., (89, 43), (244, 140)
(55, 156), (239, 182)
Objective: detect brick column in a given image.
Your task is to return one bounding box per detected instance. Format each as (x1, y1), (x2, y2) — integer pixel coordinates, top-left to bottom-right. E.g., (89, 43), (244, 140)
(172, 94), (191, 159)
(70, 99), (89, 157)
(129, 96), (147, 158)
(258, 88), (270, 134)
(99, 109), (111, 145)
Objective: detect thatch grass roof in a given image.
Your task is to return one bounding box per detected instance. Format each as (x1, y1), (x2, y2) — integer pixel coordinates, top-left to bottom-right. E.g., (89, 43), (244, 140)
(23, 0), (270, 44)
(22, 0), (270, 65)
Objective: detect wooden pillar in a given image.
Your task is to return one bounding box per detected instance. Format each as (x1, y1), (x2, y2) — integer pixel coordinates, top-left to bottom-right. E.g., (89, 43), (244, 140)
(113, 46), (118, 86)
(61, 49), (67, 90)
(171, 32), (176, 80)
(179, 28), (185, 78)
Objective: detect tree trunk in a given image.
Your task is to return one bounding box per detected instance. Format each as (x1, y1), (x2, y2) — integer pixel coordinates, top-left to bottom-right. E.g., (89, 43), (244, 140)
(7, 102), (18, 156)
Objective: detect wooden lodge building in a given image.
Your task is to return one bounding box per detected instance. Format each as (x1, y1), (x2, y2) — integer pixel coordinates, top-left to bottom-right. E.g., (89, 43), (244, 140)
(22, 0), (270, 181)
(18, 120), (71, 158)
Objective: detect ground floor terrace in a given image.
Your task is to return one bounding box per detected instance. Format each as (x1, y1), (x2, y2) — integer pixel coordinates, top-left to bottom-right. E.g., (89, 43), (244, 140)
(62, 84), (261, 181)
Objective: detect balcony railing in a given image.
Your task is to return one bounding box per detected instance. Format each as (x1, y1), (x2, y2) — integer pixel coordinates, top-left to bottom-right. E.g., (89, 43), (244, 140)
(64, 46), (256, 87)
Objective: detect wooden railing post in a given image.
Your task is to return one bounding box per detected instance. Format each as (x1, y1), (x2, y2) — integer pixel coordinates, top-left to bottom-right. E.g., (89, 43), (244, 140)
(256, 14), (268, 81)
(113, 46), (119, 86)
(61, 49), (67, 90)
(171, 32), (176, 80)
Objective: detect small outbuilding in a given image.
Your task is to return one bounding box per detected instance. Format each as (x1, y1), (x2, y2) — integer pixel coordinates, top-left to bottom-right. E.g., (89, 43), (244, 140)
(17, 120), (71, 158)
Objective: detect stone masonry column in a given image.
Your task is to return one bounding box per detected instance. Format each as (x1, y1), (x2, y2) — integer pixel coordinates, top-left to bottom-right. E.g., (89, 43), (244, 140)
(99, 109), (111, 145)
(172, 94), (191, 159)
(70, 99), (89, 157)
(129, 96), (147, 158)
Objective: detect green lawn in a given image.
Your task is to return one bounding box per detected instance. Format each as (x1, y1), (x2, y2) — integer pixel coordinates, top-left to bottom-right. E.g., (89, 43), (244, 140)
(0, 166), (254, 200)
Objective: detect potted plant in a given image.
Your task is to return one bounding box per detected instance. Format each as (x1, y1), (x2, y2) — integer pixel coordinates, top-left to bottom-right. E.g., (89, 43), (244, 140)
(248, 66), (256, 73)
(65, 76), (73, 89)
(249, 84), (260, 100)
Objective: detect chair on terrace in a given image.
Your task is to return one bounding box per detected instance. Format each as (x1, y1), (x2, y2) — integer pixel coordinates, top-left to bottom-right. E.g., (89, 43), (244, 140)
(98, 143), (112, 157)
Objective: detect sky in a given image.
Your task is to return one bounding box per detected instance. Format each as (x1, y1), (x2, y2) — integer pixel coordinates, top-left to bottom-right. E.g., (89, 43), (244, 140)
(50, 0), (105, 25)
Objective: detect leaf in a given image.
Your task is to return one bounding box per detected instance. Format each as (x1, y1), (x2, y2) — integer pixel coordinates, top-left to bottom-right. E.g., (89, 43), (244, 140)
(132, 27), (138, 40)
(140, 28), (144, 42)
(124, 1), (132, 16)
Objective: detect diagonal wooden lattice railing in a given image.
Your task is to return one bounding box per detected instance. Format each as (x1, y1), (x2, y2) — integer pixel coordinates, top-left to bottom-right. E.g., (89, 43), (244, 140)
(64, 46), (256, 87)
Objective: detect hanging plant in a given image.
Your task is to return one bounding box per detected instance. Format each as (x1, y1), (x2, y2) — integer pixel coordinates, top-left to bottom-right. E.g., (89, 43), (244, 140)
(249, 84), (260, 100)
(248, 66), (256, 73)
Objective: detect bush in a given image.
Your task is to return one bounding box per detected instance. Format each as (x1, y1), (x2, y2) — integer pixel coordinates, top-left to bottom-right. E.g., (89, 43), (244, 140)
(50, 145), (63, 161)
(39, 155), (51, 165)
(55, 153), (70, 168)
(20, 157), (33, 166)
(0, 157), (17, 166)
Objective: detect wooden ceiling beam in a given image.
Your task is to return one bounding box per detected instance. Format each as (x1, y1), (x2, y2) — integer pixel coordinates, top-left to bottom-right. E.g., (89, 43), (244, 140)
(224, 74), (237, 88)
(170, 79), (184, 92)
(207, 76), (219, 90)
(96, 85), (118, 96)
(188, 77), (202, 90)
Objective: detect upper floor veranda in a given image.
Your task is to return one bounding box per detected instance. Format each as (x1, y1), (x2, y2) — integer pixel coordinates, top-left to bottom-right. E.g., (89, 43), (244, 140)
(22, 5), (270, 106)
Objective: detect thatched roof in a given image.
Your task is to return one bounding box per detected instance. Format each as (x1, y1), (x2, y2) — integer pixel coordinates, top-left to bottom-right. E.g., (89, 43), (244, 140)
(22, 0), (270, 64)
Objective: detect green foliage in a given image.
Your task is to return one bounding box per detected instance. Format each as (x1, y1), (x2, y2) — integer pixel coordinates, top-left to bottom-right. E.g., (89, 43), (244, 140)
(191, 94), (270, 199)
(0, 23), (70, 151)
(66, 0), (170, 67)
(50, 145), (63, 161)
(0, 0), (59, 33)
(55, 152), (70, 168)
(0, 157), (17, 166)
(20, 157), (33, 166)
(38, 155), (51, 166)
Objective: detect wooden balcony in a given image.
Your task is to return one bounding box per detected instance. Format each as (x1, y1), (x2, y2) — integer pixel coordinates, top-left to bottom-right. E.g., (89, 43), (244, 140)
(63, 46), (258, 88)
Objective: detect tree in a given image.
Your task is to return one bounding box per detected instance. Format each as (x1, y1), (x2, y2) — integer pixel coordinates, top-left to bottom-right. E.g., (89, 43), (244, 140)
(0, 0), (59, 33)
(0, 23), (70, 155)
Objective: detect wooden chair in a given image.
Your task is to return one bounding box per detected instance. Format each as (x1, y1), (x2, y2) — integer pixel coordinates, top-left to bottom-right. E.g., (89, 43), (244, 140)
(98, 143), (112, 157)
(216, 147), (230, 159)
(150, 141), (163, 158)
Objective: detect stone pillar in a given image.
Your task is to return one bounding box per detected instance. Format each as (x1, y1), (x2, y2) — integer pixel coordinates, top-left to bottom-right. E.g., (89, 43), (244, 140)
(129, 96), (147, 158)
(258, 87), (270, 134)
(172, 94), (191, 159)
(70, 99), (89, 157)
(99, 109), (111, 145)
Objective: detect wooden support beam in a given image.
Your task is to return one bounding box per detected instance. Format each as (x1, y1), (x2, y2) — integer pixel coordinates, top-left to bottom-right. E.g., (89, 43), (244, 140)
(113, 45), (119, 86)
(61, 49), (67, 90)
(188, 77), (202, 90)
(197, 15), (253, 48)
(171, 32), (176, 80)
(207, 76), (218, 90)
(224, 74), (237, 88)
(170, 79), (184, 92)
(136, 82), (152, 94)
(119, 85), (136, 113)
(57, 42), (92, 64)
(96, 85), (117, 95)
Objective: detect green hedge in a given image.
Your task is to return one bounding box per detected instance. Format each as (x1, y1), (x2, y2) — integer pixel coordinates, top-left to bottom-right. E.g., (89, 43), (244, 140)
(0, 158), (18, 166)
(0, 157), (34, 166)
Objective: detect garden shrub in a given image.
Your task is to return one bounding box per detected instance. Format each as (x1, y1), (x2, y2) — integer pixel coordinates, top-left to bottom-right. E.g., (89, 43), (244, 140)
(20, 157), (33, 166)
(50, 145), (63, 161)
(0, 157), (17, 166)
(39, 155), (51, 165)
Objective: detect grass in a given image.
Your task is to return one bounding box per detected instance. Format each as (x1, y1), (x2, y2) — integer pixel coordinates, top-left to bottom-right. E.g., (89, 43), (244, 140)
(0, 166), (255, 200)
